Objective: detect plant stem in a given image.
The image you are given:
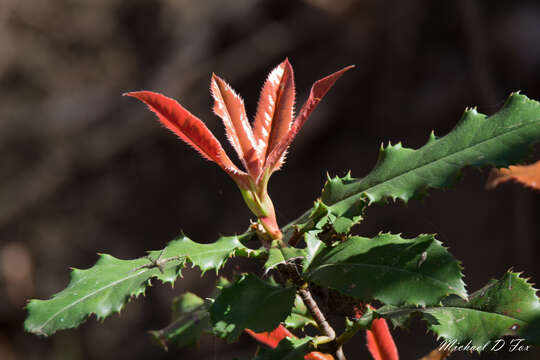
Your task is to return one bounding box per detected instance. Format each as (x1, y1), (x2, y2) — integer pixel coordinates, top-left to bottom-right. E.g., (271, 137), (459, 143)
(298, 287), (335, 340)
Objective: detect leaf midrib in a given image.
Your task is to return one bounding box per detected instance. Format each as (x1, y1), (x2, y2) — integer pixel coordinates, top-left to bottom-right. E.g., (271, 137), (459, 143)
(32, 268), (151, 334)
(328, 121), (539, 208)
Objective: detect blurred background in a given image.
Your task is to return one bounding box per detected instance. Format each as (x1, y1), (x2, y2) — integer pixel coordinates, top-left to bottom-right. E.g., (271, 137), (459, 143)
(1, 0), (539, 359)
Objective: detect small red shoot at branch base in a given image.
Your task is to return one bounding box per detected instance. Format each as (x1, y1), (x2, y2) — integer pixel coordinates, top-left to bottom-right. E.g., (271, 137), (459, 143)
(245, 325), (335, 360)
(355, 306), (399, 360)
(125, 59), (353, 241)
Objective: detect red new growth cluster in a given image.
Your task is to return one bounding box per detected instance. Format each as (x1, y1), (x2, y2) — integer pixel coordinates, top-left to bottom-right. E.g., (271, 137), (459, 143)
(125, 60), (353, 240)
(246, 325), (334, 360)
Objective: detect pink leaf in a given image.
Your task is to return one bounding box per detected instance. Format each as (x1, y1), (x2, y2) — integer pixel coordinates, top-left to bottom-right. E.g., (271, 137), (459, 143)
(486, 160), (540, 191)
(265, 65), (354, 173)
(211, 74), (261, 179)
(124, 91), (247, 182)
(253, 59), (295, 169)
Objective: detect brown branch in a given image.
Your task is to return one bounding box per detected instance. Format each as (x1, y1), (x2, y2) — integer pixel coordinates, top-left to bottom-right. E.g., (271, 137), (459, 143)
(298, 287), (336, 341)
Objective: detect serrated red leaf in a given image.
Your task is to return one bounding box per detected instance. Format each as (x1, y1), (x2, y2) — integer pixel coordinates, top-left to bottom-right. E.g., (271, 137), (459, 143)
(210, 74), (261, 178)
(124, 91), (248, 182)
(253, 59), (295, 170)
(366, 318), (399, 360)
(265, 65), (354, 173)
(486, 160), (540, 191)
(245, 325), (294, 348)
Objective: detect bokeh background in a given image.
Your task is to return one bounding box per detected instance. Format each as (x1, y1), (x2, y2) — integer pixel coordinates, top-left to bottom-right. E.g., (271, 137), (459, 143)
(1, 0), (539, 359)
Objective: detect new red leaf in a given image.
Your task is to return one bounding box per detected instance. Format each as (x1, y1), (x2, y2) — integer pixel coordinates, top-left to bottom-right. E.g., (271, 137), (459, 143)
(486, 160), (540, 191)
(211, 74), (261, 178)
(265, 65), (354, 173)
(253, 59), (295, 169)
(245, 325), (294, 348)
(366, 318), (399, 360)
(124, 91), (247, 180)
(246, 325), (335, 360)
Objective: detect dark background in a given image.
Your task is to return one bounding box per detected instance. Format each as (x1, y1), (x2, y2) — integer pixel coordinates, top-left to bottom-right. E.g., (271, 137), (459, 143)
(1, 0), (539, 359)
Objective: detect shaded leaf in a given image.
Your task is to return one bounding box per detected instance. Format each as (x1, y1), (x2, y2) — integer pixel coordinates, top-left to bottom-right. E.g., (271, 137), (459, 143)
(255, 337), (313, 360)
(150, 292), (212, 349)
(304, 233), (466, 306)
(210, 274), (296, 342)
(284, 295), (317, 330)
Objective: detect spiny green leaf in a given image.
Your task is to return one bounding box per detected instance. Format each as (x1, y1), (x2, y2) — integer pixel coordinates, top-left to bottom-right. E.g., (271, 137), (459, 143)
(284, 295), (316, 330)
(25, 233), (256, 336)
(255, 337), (312, 360)
(323, 93), (540, 207)
(284, 93), (540, 237)
(210, 274), (296, 343)
(371, 272), (540, 349)
(25, 254), (171, 336)
(427, 272), (540, 347)
(304, 233), (466, 306)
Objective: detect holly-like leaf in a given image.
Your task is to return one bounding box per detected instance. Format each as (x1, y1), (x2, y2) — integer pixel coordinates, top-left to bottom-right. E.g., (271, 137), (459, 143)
(150, 292), (212, 349)
(286, 93), (540, 236)
(370, 272), (540, 349)
(255, 337), (313, 360)
(210, 274), (296, 342)
(25, 233), (255, 336)
(426, 272), (540, 347)
(486, 159), (540, 191)
(304, 233), (466, 306)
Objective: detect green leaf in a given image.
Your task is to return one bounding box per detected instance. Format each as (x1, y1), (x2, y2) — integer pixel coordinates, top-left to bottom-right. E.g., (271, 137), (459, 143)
(304, 233), (466, 306)
(150, 292), (212, 349)
(264, 247), (306, 272)
(426, 272), (540, 347)
(25, 233), (256, 336)
(151, 277), (232, 349)
(210, 274), (296, 342)
(371, 272), (540, 349)
(284, 295), (316, 330)
(284, 93), (540, 236)
(255, 337), (312, 360)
